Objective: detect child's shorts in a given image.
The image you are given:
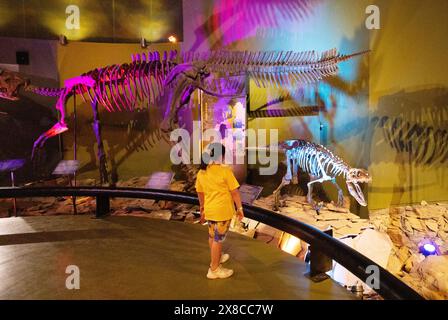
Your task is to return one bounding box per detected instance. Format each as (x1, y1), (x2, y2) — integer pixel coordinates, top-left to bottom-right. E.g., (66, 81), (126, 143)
(208, 219), (231, 243)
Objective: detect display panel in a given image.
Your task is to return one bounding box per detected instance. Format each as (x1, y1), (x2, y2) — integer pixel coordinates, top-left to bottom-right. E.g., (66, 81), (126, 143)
(199, 78), (247, 182)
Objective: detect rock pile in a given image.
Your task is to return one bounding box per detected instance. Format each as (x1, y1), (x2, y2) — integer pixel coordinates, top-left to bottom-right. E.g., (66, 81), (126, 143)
(0, 176), (197, 222)
(254, 194), (448, 300)
(370, 201), (448, 299)
(253, 194), (374, 239)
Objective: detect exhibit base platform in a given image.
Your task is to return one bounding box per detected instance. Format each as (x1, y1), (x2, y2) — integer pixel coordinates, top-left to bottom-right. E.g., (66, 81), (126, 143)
(0, 215), (355, 300)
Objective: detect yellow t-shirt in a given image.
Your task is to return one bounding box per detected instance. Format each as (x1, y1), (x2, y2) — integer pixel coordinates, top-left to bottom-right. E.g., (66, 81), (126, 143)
(195, 164), (240, 221)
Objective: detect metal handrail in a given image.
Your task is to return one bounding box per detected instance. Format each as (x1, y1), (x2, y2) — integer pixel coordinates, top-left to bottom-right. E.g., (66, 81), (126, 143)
(0, 186), (423, 300)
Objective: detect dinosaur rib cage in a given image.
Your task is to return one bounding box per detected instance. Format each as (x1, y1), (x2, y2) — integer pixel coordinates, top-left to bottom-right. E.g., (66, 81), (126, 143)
(74, 50), (179, 112)
(285, 140), (350, 178)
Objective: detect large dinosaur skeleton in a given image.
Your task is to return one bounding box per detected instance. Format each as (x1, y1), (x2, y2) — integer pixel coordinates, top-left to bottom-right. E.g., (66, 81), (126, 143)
(273, 139), (371, 210)
(0, 48), (366, 183)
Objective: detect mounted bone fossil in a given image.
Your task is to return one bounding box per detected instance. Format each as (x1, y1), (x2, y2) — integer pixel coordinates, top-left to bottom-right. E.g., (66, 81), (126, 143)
(0, 49), (367, 183)
(273, 140), (371, 210)
(0, 69), (30, 101)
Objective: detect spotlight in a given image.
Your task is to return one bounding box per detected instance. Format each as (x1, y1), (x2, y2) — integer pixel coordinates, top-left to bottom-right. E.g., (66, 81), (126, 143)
(419, 241), (439, 256)
(59, 34), (68, 46)
(140, 37), (148, 48)
(168, 35), (177, 43)
(278, 232), (302, 256)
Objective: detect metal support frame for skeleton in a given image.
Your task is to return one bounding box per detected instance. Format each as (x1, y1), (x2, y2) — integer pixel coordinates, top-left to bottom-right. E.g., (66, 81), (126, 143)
(0, 48), (367, 182)
(273, 140), (372, 210)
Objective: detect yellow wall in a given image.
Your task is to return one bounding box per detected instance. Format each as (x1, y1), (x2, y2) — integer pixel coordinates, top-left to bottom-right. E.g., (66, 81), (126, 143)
(182, 0), (448, 212)
(368, 0), (448, 208)
(57, 41), (180, 181)
(182, 0), (372, 215)
(52, 0), (448, 210)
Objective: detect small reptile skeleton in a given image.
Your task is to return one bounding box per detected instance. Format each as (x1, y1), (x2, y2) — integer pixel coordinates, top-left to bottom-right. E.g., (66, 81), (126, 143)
(273, 139), (371, 210)
(0, 48), (366, 183)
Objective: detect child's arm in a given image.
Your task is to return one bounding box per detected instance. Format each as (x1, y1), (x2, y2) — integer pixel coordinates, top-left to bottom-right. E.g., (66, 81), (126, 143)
(230, 188), (244, 221)
(197, 192), (205, 223)
(224, 166), (244, 221)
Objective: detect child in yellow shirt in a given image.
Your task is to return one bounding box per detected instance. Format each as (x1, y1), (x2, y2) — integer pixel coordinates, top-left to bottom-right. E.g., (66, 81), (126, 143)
(195, 143), (244, 279)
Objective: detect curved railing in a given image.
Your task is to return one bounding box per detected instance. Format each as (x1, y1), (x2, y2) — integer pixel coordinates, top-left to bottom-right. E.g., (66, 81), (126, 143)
(0, 186), (423, 300)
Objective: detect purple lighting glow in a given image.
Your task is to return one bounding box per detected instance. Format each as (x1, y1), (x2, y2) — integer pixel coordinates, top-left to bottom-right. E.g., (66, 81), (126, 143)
(420, 242), (438, 257)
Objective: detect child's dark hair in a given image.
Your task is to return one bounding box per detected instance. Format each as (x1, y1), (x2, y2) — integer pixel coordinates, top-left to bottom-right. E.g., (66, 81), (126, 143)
(199, 143), (226, 170)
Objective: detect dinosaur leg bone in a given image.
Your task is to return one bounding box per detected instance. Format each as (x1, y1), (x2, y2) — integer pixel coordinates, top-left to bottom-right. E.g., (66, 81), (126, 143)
(91, 98), (109, 184)
(32, 76), (95, 158)
(291, 156), (299, 185)
(306, 175), (318, 205)
(31, 122), (68, 159)
(31, 87), (72, 159)
(331, 178), (344, 207)
(273, 155), (293, 210)
(273, 176), (291, 211)
(306, 153), (332, 204)
(306, 175), (332, 205)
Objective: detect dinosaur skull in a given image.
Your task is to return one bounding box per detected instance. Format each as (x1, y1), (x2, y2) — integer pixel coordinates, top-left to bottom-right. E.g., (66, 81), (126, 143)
(346, 168), (371, 206)
(0, 69), (28, 101)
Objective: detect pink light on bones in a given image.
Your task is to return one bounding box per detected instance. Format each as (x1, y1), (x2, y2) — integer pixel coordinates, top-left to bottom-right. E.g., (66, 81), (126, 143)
(64, 76), (95, 89)
(190, 0), (317, 50)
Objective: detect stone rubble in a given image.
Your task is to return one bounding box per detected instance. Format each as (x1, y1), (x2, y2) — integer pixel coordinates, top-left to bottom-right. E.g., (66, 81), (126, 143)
(253, 194), (375, 239)
(258, 194), (448, 300)
(332, 229), (393, 294)
(369, 201), (448, 300)
(1, 176), (447, 300)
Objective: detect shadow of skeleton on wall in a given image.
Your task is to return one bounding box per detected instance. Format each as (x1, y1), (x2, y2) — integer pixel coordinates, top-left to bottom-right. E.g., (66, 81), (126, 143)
(371, 116), (448, 166)
(189, 0), (318, 51)
(73, 107), (171, 184)
(370, 87), (448, 167)
(366, 88), (448, 205)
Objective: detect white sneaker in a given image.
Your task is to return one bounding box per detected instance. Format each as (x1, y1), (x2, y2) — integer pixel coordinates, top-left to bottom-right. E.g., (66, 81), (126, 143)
(220, 253), (230, 264)
(207, 265), (234, 279)
(209, 253), (230, 268)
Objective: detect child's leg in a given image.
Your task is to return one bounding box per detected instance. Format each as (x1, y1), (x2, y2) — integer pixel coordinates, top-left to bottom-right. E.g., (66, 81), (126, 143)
(209, 237), (213, 249)
(210, 241), (222, 271)
(208, 220), (231, 271)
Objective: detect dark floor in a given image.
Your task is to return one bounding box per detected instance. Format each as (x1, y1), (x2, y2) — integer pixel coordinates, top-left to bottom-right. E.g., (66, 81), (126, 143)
(0, 215), (356, 300)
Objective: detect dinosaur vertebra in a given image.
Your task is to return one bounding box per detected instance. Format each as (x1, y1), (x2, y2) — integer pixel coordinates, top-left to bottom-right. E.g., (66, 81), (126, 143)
(273, 139), (371, 210)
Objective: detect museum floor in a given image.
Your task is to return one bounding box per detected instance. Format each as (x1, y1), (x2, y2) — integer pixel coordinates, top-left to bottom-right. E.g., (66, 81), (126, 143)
(0, 215), (355, 300)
